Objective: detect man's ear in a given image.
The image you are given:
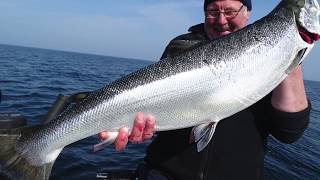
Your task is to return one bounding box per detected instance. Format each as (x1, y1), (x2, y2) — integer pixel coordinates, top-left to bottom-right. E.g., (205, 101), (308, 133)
(244, 10), (251, 20)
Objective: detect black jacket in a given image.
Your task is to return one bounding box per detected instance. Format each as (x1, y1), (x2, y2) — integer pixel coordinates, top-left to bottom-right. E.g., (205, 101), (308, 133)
(144, 23), (311, 180)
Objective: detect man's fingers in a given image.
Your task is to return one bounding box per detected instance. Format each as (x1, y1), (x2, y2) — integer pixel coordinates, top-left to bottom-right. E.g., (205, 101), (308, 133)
(143, 115), (156, 140)
(100, 113), (155, 152)
(115, 127), (129, 151)
(129, 113), (146, 143)
(98, 131), (109, 140)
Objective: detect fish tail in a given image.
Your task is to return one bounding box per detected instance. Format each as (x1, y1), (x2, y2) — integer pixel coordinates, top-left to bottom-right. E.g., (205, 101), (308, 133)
(0, 127), (54, 180)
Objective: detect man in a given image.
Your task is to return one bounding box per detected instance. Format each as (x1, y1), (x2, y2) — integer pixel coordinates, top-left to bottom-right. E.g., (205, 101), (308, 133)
(99, 0), (311, 179)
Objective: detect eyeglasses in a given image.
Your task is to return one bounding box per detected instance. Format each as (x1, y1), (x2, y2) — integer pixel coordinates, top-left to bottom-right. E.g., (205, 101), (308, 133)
(206, 5), (244, 19)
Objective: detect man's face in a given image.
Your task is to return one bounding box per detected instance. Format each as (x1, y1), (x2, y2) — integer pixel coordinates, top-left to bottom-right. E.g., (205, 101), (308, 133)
(204, 0), (250, 39)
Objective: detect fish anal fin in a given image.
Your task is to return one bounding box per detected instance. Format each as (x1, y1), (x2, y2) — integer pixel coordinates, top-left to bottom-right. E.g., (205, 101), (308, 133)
(93, 131), (118, 152)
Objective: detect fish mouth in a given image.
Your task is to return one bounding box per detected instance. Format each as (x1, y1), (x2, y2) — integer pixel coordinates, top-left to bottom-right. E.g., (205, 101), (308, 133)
(298, 25), (320, 44)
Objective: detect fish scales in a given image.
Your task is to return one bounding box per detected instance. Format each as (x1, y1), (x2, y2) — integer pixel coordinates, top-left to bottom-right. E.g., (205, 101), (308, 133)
(1, 0), (319, 179)
(17, 2), (309, 165)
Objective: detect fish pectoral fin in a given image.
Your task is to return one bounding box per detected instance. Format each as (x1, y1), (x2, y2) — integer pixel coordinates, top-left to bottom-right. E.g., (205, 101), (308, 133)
(286, 48), (308, 74)
(93, 132), (118, 152)
(192, 121), (219, 152)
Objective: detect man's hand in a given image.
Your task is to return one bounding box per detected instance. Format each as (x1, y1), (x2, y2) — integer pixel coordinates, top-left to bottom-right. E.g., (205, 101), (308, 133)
(98, 113), (156, 151)
(272, 65), (308, 112)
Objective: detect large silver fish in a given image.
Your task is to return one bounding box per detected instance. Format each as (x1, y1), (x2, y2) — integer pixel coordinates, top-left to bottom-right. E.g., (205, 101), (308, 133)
(1, 0), (320, 179)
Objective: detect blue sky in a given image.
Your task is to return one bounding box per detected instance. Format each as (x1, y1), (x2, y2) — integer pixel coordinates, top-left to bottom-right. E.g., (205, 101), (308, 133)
(0, 0), (319, 81)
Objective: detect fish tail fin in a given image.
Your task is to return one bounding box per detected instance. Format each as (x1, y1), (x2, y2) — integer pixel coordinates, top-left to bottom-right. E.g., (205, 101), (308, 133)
(0, 127), (54, 180)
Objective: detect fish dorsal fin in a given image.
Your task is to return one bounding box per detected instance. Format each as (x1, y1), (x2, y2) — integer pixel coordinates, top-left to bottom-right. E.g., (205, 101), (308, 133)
(192, 121), (219, 152)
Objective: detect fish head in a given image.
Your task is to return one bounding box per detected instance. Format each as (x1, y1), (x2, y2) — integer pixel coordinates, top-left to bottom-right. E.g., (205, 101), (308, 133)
(299, 0), (320, 35)
(285, 0), (320, 37)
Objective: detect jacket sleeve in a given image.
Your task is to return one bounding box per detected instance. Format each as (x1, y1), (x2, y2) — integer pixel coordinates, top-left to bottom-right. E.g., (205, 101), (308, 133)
(159, 40), (174, 60)
(160, 35), (207, 60)
(160, 39), (197, 60)
(267, 97), (311, 143)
